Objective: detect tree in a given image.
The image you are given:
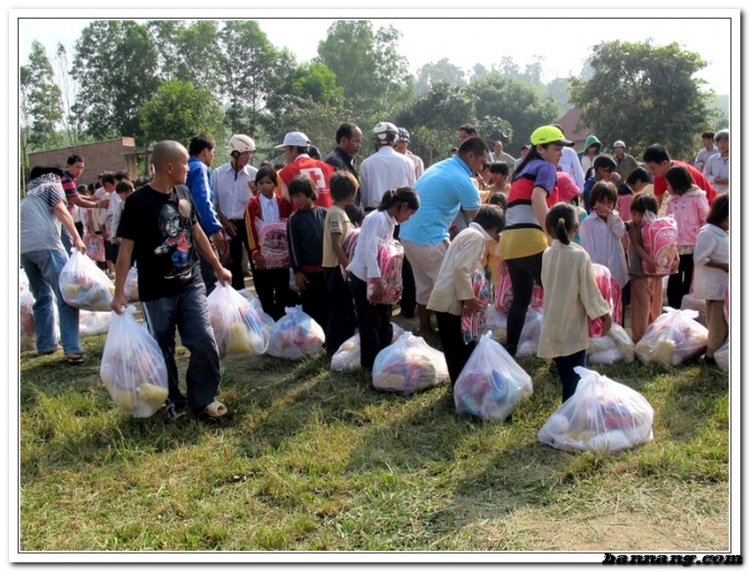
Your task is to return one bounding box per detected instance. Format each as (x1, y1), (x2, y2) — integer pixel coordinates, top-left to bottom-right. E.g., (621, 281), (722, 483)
(54, 44), (84, 146)
(20, 41), (63, 152)
(471, 73), (560, 155)
(394, 82), (476, 167)
(568, 40), (718, 159)
(170, 20), (224, 92)
(218, 20), (278, 136)
(71, 20), (161, 141)
(414, 58), (465, 94)
(317, 20), (412, 122)
(140, 79), (225, 147)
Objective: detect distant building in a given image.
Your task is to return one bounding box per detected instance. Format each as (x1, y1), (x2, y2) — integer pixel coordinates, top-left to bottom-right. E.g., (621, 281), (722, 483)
(28, 137), (149, 186)
(556, 107), (591, 153)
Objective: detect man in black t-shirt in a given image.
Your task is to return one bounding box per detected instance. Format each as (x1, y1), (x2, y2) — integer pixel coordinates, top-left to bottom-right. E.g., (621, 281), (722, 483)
(112, 140), (232, 422)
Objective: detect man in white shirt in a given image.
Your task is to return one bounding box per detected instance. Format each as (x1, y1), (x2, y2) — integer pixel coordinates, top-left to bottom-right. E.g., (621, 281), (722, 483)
(694, 131), (718, 173)
(211, 134), (258, 289)
(553, 124), (586, 189)
(488, 141), (516, 172)
(359, 122), (416, 211)
(395, 128), (425, 180)
(703, 130), (729, 193)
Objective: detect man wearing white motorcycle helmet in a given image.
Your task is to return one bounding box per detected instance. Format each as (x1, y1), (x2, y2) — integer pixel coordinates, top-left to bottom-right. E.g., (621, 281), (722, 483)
(359, 122), (416, 211)
(211, 134), (258, 290)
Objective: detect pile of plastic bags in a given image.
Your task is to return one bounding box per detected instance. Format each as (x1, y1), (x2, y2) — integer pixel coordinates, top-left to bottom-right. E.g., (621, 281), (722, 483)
(454, 333), (533, 420)
(59, 250), (115, 312)
(100, 306), (169, 417)
(207, 283), (270, 358)
(635, 308), (708, 366)
(538, 366), (654, 452)
(372, 332), (449, 395)
(266, 306), (325, 360)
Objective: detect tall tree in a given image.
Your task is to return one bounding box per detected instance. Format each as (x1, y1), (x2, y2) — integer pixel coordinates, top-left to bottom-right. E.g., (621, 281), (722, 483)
(20, 41), (63, 151)
(568, 40), (718, 160)
(140, 79), (225, 147)
(471, 73), (560, 155)
(171, 20), (224, 91)
(317, 20), (412, 122)
(53, 43), (82, 146)
(71, 20), (160, 141)
(414, 58), (466, 94)
(218, 20), (278, 136)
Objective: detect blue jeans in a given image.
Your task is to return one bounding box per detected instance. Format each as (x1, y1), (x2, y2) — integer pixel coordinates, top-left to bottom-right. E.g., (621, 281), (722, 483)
(141, 279), (221, 413)
(20, 249), (81, 355)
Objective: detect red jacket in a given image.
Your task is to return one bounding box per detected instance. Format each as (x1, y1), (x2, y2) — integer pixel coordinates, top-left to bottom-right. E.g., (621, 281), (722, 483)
(279, 156), (334, 209)
(653, 160), (718, 205)
(245, 194), (293, 256)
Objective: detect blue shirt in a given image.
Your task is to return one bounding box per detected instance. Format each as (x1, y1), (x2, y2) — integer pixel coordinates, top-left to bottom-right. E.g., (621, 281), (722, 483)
(399, 155), (481, 245)
(186, 157), (223, 236)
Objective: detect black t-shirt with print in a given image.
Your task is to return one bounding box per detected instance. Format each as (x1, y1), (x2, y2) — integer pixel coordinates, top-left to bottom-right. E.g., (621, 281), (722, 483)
(117, 184), (201, 301)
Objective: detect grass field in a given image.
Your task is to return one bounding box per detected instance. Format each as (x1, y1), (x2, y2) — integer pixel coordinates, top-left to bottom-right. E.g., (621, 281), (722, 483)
(18, 313), (730, 553)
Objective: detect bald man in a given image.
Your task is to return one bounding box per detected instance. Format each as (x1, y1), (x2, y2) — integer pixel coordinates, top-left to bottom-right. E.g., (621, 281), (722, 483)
(111, 140), (232, 422)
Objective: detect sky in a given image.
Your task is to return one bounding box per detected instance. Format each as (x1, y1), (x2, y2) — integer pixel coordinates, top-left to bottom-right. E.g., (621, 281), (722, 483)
(14, 10), (735, 95)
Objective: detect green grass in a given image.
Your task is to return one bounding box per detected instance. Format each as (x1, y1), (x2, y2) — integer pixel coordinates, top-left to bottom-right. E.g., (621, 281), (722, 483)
(19, 321), (730, 552)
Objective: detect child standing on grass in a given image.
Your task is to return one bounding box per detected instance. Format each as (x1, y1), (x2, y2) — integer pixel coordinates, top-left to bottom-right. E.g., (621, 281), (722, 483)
(427, 205), (505, 386)
(625, 193), (663, 343)
(538, 203), (611, 403)
(692, 193), (729, 365)
(579, 181), (629, 318)
(347, 188), (419, 373)
(287, 175), (328, 329)
(664, 165), (709, 310)
(246, 167), (294, 321)
(322, 171), (358, 358)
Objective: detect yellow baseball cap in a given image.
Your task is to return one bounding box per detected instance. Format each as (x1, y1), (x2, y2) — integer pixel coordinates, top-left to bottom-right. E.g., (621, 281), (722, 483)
(530, 125), (574, 146)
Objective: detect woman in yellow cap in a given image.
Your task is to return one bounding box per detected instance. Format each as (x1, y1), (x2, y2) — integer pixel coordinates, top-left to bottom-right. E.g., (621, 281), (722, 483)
(499, 125), (574, 356)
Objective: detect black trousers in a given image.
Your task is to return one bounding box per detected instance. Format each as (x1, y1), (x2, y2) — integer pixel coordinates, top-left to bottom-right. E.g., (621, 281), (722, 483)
(299, 271), (328, 333)
(505, 252), (544, 355)
(325, 268), (356, 358)
(253, 267), (293, 321)
(226, 218), (250, 291)
(435, 311), (477, 386)
(394, 225), (415, 317)
(666, 253), (694, 310)
(554, 349), (587, 403)
(351, 275), (393, 371)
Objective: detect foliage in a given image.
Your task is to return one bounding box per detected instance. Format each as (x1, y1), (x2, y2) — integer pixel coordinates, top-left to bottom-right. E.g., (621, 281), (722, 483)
(317, 20), (413, 124)
(19, 313), (729, 551)
(139, 80), (225, 148)
(20, 41), (63, 151)
(568, 40), (718, 160)
(471, 73), (561, 155)
(217, 20), (279, 137)
(414, 58), (466, 94)
(71, 20), (161, 142)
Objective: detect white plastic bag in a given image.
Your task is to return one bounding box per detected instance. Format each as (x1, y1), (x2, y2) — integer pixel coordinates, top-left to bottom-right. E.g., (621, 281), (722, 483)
(20, 289), (36, 351)
(680, 293), (706, 326)
(206, 283), (269, 358)
(588, 323), (635, 364)
(538, 366), (654, 452)
(715, 342), (728, 373)
(100, 306), (169, 417)
(124, 265), (139, 302)
(635, 308), (708, 366)
(372, 331), (449, 395)
(79, 310), (111, 337)
(454, 332), (533, 420)
(331, 323), (404, 372)
(59, 250), (115, 312)
(517, 308), (544, 357)
(266, 306), (325, 360)
(239, 288), (277, 329)
(485, 306), (508, 344)
(20, 267), (29, 292)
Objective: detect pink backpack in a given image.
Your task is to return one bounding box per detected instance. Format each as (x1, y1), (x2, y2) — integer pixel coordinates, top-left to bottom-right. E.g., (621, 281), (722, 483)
(641, 214), (678, 276)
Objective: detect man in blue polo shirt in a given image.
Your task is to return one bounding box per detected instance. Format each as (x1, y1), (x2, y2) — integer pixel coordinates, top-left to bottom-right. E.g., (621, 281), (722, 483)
(399, 137), (488, 335)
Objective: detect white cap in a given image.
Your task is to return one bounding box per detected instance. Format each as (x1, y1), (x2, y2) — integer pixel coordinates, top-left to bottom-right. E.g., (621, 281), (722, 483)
(613, 140), (626, 148)
(275, 131), (311, 149)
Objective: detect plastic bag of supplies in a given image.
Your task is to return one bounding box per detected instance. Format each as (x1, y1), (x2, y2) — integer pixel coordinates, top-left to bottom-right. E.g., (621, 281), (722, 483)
(635, 308), (708, 366)
(331, 323), (404, 372)
(517, 308), (544, 357)
(206, 283), (269, 357)
(79, 310), (111, 337)
(538, 366), (654, 452)
(454, 332), (533, 420)
(461, 270), (491, 344)
(588, 323), (635, 365)
(372, 332), (449, 395)
(100, 306), (169, 417)
(59, 249), (115, 312)
(266, 306), (325, 360)
(124, 265), (139, 302)
(715, 342), (728, 373)
(367, 239), (404, 305)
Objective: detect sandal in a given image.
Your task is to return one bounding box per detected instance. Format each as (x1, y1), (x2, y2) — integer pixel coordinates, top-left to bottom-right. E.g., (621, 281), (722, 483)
(38, 346), (62, 356)
(65, 354), (85, 365)
(204, 400), (227, 419)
